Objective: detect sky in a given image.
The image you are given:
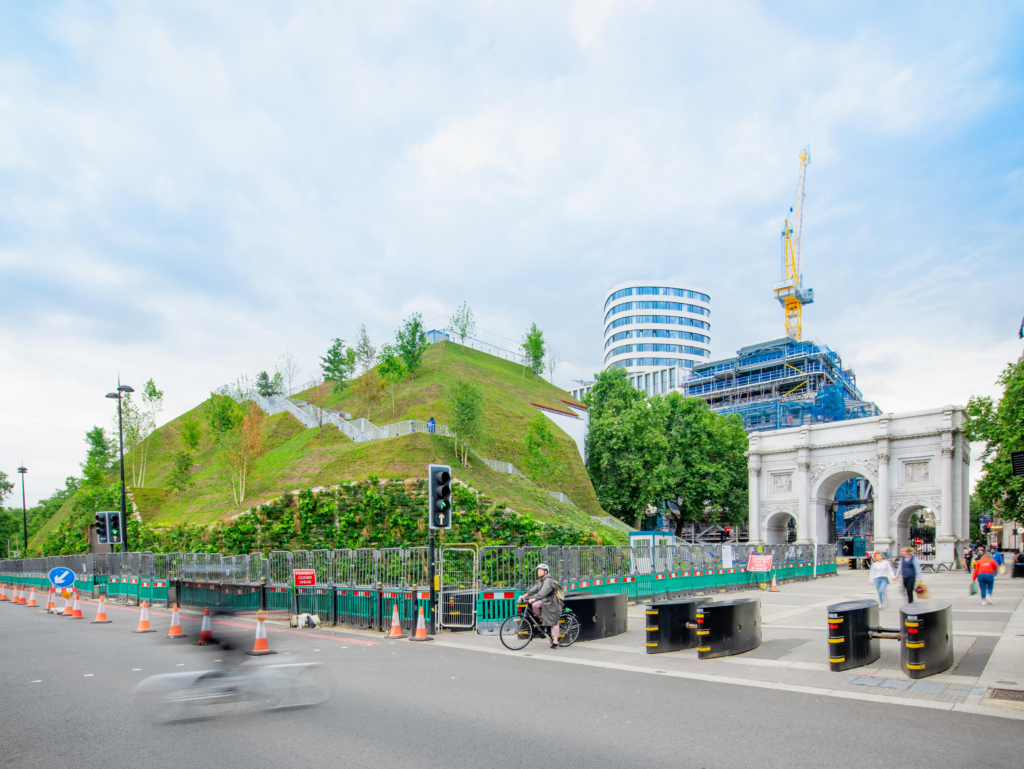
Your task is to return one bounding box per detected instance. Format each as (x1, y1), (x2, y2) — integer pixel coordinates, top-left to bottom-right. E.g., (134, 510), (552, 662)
(1, 1), (1023, 506)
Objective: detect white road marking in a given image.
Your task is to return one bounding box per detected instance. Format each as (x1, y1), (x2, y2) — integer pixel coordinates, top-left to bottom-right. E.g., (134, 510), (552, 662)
(175, 663), (184, 667)
(31, 680), (41, 683)
(83, 674), (93, 677)
(132, 669), (141, 672)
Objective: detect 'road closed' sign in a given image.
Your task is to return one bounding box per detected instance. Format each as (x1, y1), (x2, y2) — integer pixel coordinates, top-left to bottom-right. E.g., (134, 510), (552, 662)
(746, 554), (774, 573)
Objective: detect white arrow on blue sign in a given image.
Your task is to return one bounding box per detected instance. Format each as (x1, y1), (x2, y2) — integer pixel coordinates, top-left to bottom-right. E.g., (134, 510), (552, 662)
(48, 567), (76, 588)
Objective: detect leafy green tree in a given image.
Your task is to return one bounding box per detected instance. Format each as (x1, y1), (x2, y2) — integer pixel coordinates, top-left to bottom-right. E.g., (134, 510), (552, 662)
(256, 370), (274, 397)
(965, 360), (1024, 523)
(446, 377), (484, 466)
(0, 471), (12, 504)
(521, 323), (545, 377)
(180, 415), (203, 452)
(270, 371), (285, 396)
(138, 379), (164, 486)
(167, 450), (196, 502)
(448, 301), (476, 351)
(659, 393), (748, 538)
(207, 392), (243, 441)
(321, 337), (357, 392)
(396, 313), (427, 379)
(584, 368), (667, 526)
(83, 426), (115, 472)
(377, 343), (404, 415)
(524, 414), (564, 487)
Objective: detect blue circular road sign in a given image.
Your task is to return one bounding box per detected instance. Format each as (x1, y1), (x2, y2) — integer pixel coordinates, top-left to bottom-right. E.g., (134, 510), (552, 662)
(48, 567), (76, 588)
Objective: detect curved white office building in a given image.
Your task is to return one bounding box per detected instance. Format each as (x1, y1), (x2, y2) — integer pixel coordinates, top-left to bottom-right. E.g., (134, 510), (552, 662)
(602, 280), (711, 395)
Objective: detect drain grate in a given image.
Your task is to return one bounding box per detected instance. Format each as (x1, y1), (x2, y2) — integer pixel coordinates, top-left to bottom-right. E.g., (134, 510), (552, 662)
(991, 689), (1024, 701)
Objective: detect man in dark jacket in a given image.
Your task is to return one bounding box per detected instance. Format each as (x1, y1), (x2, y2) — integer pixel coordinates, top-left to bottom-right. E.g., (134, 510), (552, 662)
(522, 564), (562, 649)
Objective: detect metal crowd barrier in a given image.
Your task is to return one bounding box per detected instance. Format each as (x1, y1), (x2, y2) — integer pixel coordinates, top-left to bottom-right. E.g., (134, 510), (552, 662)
(1, 542), (837, 634)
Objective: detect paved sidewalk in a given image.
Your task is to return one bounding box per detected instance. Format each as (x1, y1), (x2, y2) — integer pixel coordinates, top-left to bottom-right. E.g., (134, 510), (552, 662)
(426, 567), (1024, 719)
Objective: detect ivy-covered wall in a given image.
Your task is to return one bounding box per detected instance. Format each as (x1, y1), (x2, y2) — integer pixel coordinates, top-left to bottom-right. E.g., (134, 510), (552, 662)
(40, 479), (606, 556)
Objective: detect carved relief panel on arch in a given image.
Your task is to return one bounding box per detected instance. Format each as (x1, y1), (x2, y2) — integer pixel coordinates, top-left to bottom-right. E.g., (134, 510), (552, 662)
(770, 472), (793, 495)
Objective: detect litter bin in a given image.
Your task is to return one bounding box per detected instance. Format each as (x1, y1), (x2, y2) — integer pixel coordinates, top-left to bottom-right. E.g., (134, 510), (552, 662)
(645, 597), (710, 654)
(901, 600), (953, 679)
(826, 599), (880, 672)
(696, 597), (761, 660)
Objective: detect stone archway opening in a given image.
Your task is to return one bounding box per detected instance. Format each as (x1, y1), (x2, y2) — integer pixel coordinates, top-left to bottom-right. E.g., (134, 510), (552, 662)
(813, 471), (874, 545)
(894, 505), (934, 552)
(765, 511), (797, 545)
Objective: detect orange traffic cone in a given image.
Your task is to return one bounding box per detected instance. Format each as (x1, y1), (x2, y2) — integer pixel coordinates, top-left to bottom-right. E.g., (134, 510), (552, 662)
(388, 603), (404, 638)
(25, 588), (37, 607)
(193, 606), (215, 645)
(769, 572), (779, 592)
(18, 585), (28, 604)
(70, 592), (84, 619)
(0, 583), (8, 601)
(92, 595), (111, 624)
(60, 592), (73, 616)
(166, 604), (186, 638)
(246, 610), (277, 656)
(45, 588), (56, 614)
(132, 600), (154, 633)
(11, 585), (21, 604)
(409, 605), (433, 642)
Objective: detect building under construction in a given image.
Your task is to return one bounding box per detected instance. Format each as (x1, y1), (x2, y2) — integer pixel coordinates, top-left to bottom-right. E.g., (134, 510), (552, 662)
(685, 337), (880, 432)
(684, 148), (879, 433)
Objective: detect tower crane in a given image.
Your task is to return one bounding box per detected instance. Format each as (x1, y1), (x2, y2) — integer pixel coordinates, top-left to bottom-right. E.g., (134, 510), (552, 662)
(774, 147), (814, 341)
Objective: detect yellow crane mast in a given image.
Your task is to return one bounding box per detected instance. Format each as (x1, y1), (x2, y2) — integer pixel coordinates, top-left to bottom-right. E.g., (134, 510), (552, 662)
(774, 147), (814, 341)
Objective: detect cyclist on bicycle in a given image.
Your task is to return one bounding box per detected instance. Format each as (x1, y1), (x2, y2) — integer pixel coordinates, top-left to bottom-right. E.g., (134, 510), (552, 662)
(521, 563), (562, 649)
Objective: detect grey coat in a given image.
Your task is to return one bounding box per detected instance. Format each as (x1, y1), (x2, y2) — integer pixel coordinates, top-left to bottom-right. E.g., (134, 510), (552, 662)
(523, 575), (562, 626)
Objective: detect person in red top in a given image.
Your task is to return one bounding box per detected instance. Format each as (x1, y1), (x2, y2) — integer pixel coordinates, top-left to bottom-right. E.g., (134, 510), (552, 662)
(972, 553), (998, 605)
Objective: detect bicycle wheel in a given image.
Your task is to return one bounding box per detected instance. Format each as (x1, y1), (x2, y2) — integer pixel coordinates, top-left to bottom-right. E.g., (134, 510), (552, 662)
(499, 615), (533, 651)
(558, 613), (580, 647)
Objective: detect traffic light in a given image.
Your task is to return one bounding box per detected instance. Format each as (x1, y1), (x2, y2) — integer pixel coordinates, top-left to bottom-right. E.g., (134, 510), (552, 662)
(428, 464), (452, 529)
(95, 512), (108, 543)
(108, 512), (122, 544)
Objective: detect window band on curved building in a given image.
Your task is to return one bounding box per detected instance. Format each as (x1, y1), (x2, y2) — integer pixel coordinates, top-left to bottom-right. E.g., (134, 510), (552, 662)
(604, 301), (710, 324)
(605, 315), (711, 335)
(602, 281), (712, 397)
(604, 329), (711, 348)
(604, 286), (710, 309)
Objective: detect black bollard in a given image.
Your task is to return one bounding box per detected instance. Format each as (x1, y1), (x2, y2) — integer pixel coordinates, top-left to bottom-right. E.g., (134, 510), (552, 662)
(696, 598), (761, 660)
(826, 600), (881, 672)
(645, 597), (711, 654)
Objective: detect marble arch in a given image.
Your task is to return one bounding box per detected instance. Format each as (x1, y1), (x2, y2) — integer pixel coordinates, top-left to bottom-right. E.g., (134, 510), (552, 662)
(746, 406), (969, 563)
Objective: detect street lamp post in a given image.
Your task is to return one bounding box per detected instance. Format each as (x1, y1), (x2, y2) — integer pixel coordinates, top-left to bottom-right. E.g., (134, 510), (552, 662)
(106, 382), (134, 552)
(16, 466), (27, 553)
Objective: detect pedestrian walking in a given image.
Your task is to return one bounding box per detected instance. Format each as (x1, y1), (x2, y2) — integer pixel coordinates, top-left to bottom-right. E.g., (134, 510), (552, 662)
(868, 551), (896, 608)
(520, 563), (564, 649)
(992, 549), (1005, 576)
(964, 547), (973, 573)
(896, 547), (922, 604)
(972, 552), (999, 605)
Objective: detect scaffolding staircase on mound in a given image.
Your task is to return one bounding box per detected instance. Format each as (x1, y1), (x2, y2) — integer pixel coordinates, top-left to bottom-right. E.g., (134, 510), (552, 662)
(221, 387), (453, 444)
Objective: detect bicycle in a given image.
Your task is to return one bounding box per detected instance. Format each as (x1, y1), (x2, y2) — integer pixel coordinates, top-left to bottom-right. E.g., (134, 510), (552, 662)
(499, 601), (580, 650)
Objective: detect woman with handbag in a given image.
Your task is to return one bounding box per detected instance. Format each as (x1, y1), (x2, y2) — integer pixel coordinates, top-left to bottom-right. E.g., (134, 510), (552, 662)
(972, 553), (999, 605)
(896, 547), (923, 604)
(868, 551), (896, 608)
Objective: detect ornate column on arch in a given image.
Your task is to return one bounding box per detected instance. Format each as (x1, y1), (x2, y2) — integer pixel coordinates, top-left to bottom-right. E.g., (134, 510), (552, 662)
(874, 438), (892, 550)
(937, 432), (956, 562)
(748, 455), (762, 544)
(796, 453), (811, 544)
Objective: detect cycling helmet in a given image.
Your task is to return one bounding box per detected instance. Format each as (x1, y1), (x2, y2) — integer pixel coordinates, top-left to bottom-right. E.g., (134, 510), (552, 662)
(536, 563), (549, 571)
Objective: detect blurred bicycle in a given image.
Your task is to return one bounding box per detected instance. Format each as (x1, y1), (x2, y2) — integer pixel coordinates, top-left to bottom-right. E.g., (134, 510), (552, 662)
(135, 659), (329, 723)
